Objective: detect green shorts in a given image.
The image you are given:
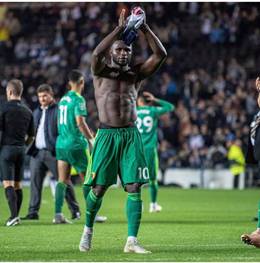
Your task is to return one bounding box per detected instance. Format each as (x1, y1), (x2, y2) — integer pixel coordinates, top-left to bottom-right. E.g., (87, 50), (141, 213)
(56, 147), (90, 173)
(84, 127), (149, 187)
(143, 147), (159, 181)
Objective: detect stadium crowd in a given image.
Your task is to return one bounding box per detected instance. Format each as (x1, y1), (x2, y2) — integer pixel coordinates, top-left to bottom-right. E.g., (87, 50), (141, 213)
(0, 2), (260, 170)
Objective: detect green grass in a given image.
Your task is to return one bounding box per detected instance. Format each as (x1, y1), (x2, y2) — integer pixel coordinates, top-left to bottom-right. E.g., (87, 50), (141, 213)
(1, 187), (260, 261)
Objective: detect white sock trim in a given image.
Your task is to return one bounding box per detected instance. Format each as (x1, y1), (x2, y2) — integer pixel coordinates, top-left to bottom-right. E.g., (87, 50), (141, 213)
(84, 226), (93, 234)
(127, 236), (137, 242)
(56, 213), (63, 217)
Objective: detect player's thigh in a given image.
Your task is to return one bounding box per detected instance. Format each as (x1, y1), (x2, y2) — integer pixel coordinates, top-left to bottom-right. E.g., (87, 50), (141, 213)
(0, 146), (15, 181)
(56, 147), (69, 163)
(120, 129), (149, 186)
(85, 131), (119, 187)
(68, 148), (89, 174)
(144, 147), (158, 181)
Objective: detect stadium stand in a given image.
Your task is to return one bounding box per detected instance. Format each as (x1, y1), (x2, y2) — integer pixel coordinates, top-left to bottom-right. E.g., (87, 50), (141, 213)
(0, 2), (260, 177)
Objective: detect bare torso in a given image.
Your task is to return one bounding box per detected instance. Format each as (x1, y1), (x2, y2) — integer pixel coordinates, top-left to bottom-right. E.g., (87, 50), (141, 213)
(94, 65), (140, 127)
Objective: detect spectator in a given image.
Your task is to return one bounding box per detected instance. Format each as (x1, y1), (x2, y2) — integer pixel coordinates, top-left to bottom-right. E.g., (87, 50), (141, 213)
(226, 134), (245, 189)
(1, 2), (260, 171)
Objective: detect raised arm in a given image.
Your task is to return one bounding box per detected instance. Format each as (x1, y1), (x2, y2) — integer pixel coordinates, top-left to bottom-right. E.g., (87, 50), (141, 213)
(91, 9), (126, 75)
(143, 92), (174, 116)
(137, 23), (167, 80)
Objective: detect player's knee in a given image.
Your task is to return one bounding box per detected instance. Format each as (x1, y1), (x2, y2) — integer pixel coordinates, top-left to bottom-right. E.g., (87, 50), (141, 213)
(92, 185), (107, 198)
(58, 176), (71, 184)
(125, 183), (141, 193)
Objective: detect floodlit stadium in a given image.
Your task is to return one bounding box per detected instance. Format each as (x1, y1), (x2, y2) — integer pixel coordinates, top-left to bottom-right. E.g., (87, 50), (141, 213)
(1, 2), (260, 261)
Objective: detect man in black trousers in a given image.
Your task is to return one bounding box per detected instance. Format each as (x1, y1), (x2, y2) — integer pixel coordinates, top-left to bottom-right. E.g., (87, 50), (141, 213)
(0, 79), (34, 226)
(22, 84), (80, 220)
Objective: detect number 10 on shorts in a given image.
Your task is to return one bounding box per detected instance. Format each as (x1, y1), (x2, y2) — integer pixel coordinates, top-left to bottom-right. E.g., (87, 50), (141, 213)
(138, 167), (149, 180)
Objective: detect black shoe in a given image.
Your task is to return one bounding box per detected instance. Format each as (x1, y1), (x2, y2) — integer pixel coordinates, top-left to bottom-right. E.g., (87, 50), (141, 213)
(21, 214), (39, 220)
(71, 211), (80, 220)
(253, 217), (258, 222)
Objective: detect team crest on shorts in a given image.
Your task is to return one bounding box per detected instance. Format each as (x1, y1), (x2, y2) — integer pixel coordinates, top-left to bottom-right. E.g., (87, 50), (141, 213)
(92, 172), (96, 179)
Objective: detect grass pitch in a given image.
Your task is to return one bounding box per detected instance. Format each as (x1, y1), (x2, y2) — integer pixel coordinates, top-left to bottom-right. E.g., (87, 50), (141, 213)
(1, 186), (260, 261)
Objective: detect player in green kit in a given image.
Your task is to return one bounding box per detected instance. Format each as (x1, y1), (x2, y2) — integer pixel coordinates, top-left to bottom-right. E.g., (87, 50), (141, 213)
(136, 91), (174, 213)
(79, 8), (167, 254)
(53, 70), (95, 224)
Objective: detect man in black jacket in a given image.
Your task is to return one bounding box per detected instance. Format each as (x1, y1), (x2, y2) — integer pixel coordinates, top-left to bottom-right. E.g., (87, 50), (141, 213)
(0, 79), (34, 226)
(22, 84), (80, 220)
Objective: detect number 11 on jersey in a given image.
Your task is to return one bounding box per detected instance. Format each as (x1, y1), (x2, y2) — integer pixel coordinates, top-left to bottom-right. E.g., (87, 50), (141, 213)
(59, 105), (68, 125)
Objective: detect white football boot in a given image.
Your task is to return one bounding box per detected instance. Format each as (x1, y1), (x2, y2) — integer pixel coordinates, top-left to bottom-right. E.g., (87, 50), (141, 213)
(149, 203), (162, 213)
(124, 237), (151, 254)
(79, 227), (93, 252)
(95, 215), (107, 223)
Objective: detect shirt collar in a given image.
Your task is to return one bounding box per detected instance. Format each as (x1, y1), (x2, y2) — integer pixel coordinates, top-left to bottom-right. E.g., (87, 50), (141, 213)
(40, 105), (48, 110)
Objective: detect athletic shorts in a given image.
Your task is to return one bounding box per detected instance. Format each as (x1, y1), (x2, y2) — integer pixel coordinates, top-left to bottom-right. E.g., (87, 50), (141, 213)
(144, 147), (159, 181)
(0, 145), (25, 181)
(84, 127), (149, 187)
(56, 147), (90, 173)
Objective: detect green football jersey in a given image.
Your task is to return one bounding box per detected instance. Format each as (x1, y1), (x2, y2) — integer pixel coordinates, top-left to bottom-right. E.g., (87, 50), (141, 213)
(136, 99), (174, 149)
(56, 90), (88, 149)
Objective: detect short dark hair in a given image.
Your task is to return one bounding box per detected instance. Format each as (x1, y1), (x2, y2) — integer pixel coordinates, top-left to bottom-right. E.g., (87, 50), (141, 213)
(68, 70), (84, 84)
(7, 79), (23, 97)
(138, 92), (148, 103)
(37, 84), (54, 95)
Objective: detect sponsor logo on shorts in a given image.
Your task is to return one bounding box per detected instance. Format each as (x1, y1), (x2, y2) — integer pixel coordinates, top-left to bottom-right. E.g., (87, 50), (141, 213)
(92, 172), (96, 179)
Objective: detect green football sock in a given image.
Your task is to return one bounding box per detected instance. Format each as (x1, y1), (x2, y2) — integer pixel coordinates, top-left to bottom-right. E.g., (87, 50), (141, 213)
(86, 190), (103, 227)
(83, 184), (91, 200)
(126, 193), (142, 237)
(149, 180), (158, 203)
(257, 201), (260, 228)
(55, 182), (67, 214)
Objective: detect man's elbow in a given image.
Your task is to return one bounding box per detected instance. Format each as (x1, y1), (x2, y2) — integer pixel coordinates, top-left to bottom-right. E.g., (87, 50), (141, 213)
(157, 45), (167, 59)
(156, 50), (167, 64)
(92, 49), (103, 59)
(161, 49), (167, 59)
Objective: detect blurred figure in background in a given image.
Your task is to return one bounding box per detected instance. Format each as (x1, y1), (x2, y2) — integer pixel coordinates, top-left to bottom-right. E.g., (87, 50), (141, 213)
(226, 134), (245, 189)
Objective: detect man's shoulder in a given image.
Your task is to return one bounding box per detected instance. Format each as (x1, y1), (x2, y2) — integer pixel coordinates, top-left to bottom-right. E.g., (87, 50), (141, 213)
(137, 105), (154, 111)
(19, 102), (33, 115)
(0, 101), (7, 111)
(48, 102), (58, 111)
(137, 106), (154, 115)
(62, 92), (84, 103)
(59, 93), (73, 104)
